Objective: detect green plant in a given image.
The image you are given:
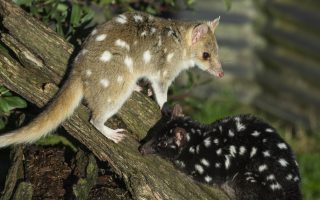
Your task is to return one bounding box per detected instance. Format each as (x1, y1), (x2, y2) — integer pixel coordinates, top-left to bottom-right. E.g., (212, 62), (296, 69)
(13, 0), (95, 42)
(0, 86), (27, 129)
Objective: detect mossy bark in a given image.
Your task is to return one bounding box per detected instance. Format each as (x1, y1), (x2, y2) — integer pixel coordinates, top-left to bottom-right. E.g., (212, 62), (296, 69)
(0, 1), (229, 199)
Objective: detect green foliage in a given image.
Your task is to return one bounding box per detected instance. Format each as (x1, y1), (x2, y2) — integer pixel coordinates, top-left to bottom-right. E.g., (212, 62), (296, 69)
(223, 0), (232, 10)
(0, 86), (27, 129)
(13, 0), (95, 41)
(35, 134), (77, 152)
(13, 0), (195, 45)
(297, 153), (320, 200)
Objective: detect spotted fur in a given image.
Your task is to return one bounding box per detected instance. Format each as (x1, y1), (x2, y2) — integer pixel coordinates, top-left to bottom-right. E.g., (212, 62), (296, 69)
(0, 11), (222, 147)
(139, 109), (301, 200)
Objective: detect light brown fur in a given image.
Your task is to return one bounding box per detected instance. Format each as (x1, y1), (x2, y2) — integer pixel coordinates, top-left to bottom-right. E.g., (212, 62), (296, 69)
(0, 11), (222, 146)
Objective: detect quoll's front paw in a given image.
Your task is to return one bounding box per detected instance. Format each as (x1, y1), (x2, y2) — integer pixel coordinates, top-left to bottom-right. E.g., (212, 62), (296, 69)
(108, 129), (126, 143)
(100, 126), (126, 143)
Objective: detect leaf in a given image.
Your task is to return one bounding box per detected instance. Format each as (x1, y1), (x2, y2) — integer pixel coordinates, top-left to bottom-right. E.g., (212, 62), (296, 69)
(3, 96), (27, 110)
(224, 0), (232, 10)
(14, 0), (33, 6)
(0, 119), (6, 130)
(57, 3), (68, 12)
(71, 4), (81, 27)
(80, 10), (94, 24)
(0, 98), (11, 113)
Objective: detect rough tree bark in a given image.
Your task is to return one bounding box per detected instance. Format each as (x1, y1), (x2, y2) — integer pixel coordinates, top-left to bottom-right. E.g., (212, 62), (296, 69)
(0, 1), (229, 199)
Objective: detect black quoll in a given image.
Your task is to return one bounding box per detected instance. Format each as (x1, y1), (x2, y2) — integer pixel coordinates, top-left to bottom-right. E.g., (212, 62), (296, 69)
(139, 105), (301, 200)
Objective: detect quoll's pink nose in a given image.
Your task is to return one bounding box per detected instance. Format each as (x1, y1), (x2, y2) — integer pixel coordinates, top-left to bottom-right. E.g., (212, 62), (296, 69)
(218, 71), (224, 78)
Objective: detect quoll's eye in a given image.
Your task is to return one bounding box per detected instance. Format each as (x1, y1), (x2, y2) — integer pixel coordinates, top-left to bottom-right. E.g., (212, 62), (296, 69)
(202, 52), (210, 60)
(158, 141), (168, 147)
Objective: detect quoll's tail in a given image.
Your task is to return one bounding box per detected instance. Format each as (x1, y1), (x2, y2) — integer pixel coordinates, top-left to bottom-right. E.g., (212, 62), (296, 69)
(0, 76), (83, 148)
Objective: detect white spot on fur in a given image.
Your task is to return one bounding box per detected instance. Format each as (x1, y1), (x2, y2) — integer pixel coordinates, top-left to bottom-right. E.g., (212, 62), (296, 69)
(266, 174), (275, 181)
(115, 14), (127, 24)
(258, 164), (268, 172)
(263, 150), (270, 157)
(175, 160), (185, 168)
(293, 176), (299, 182)
(239, 146), (246, 155)
(117, 76), (123, 83)
(86, 69), (92, 76)
(266, 128), (274, 132)
(196, 145), (200, 154)
(228, 130), (235, 137)
(100, 79), (109, 88)
(115, 39), (130, 51)
(286, 174), (293, 180)
(96, 34), (107, 41)
(215, 163), (221, 168)
(151, 27), (156, 34)
(141, 31), (147, 37)
(204, 175), (212, 183)
(158, 36), (162, 46)
(225, 155), (231, 169)
(235, 117), (246, 131)
(133, 15), (143, 22)
(277, 143), (287, 150)
(278, 158), (288, 167)
(143, 50), (151, 63)
(204, 137), (211, 147)
(124, 56), (133, 73)
(270, 182), (282, 190)
(133, 40), (138, 45)
(195, 164), (204, 174)
(216, 148), (222, 155)
(186, 133), (190, 141)
(229, 145), (236, 157)
(189, 146), (195, 154)
(166, 53), (174, 62)
(200, 158), (210, 167)
(250, 147), (257, 158)
(107, 98), (111, 103)
(100, 51), (112, 62)
(251, 131), (261, 137)
(213, 138), (219, 144)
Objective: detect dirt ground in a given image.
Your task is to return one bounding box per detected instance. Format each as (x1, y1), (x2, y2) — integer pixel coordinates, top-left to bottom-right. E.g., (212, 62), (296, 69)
(3, 145), (132, 200)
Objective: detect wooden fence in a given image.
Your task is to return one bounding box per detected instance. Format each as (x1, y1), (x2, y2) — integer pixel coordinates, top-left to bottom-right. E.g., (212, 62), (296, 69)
(254, 0), (320, 130)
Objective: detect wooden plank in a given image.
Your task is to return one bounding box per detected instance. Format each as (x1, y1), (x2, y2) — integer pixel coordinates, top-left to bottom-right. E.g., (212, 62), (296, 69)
(256, 71), (320, 111)
(252, 94), (311, 128)
(262, 25), (320, 62)
(258, 47), (320, 86)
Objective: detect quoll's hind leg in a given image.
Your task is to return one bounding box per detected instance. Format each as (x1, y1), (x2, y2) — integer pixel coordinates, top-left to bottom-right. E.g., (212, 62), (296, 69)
(228, 171), (286, 200)
(86, 79), (135, 143)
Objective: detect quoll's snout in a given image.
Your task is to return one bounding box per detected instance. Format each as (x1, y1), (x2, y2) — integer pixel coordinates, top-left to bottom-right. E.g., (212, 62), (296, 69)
(217, 71), (224, 78)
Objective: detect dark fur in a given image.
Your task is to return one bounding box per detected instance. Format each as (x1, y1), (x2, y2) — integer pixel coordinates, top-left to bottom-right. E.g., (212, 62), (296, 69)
(139, 114), (302, 200)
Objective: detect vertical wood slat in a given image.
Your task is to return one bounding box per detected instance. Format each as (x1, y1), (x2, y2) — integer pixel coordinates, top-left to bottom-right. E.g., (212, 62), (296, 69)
(255, 0), (320, 130)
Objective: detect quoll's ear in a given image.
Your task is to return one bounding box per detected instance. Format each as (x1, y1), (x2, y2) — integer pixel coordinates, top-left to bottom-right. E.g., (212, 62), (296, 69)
(208, 16), (220, 32)
(171, 104), (184, 120)
(191, 24), (209, 45)
(174, 127), (187, 147)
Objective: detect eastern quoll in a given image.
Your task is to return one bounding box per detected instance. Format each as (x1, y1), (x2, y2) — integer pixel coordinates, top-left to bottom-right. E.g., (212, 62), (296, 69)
(0, 11), (223, 147)
(139, 105), (301, 200)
